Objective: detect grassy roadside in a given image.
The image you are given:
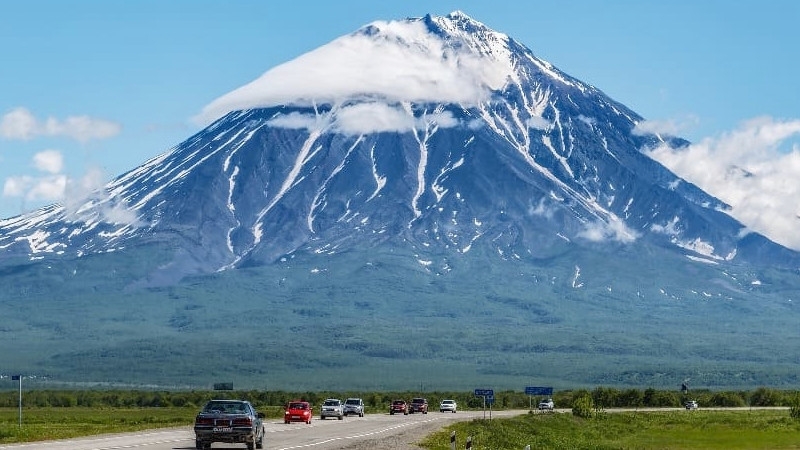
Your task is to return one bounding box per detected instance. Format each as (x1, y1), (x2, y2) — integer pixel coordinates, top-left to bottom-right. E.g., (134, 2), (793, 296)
(0, 407), (197, 444)
(420, 410), (800, 449)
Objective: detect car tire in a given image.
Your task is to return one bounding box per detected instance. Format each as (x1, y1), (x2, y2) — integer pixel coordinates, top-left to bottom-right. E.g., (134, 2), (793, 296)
(360, 412), (364, 417)
(338, 415), (343, 420)
(390, 411), (394, 415)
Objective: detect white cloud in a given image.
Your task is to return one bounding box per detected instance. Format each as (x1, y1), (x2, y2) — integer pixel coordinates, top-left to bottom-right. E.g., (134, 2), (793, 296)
(577, 216), (639, 244)
(33, 149), (64, 174)
(26, 175), (67, 201)
(528, 197), (556, 219)
(63, 167), (140, 226)
(1, 165), (140, 226)
(0, 107), (121, 142)
(633, 116), (699, 137)
(267, 103), (459, 136)
(334, 103), (414, 135)
(647, 116), (800, 251)
(3, 174), (67, 202)
(650, 216), (682, 236)
(0, 107), (38, 140)
(267, 112), (324, 131)
(3, 175), (33, 197)
(3, 150), (66, 201)
(196, 17), (513, 124)
(527, 116), (551, 130)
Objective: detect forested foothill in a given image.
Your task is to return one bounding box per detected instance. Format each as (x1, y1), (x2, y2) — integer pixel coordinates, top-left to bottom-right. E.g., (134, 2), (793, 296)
(1, 387), (799, 410)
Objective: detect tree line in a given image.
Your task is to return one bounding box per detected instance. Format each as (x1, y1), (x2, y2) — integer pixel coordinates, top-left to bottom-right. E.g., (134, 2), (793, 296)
(0, 387), (798, 410)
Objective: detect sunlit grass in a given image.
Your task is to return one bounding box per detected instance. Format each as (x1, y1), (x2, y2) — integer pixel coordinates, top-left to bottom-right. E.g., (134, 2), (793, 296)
(0, 407), (196, 443)
(420, 410), (800, 449)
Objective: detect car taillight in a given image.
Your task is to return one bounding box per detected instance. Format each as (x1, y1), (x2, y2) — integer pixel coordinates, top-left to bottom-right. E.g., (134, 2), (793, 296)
(233, 417), (252, 426)
(195, 417), (213, 425)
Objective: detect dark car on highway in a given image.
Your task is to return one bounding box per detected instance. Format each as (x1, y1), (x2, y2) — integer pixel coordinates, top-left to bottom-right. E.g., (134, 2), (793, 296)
(194, 399), (265, 450)
(409, 397), (428, 414)
(389, 399), (408, 415)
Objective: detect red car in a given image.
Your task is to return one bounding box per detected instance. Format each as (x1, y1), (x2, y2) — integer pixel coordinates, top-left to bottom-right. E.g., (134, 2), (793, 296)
(389, 400), (408, 415)
(284, 401), (312, 424)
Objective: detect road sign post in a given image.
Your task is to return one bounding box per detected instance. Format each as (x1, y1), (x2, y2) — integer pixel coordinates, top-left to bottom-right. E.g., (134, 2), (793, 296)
(11, 375), (21, 426)
(525, 386), (553, 411)
(474, 389), (494, 419)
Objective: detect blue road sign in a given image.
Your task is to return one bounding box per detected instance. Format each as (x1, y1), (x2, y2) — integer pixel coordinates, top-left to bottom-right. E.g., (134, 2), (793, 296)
(474, 388), (494, 396)
(11, 375), (20, 381)
(486, 395), (495, 404)
(525, 386), (553, 396)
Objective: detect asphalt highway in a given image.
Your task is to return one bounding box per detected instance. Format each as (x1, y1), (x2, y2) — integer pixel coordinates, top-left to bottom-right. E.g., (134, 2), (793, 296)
(0, 409), (529, 450)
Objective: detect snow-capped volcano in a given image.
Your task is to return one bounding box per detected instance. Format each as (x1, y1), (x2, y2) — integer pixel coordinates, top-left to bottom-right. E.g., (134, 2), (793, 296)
(4, 11), (800, 391)
(1, 11), (798, 283)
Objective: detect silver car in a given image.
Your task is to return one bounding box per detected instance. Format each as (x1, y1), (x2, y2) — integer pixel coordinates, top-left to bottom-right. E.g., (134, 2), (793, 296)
(320, 398), (344, 420)
(439, 399), (457, 413)
(343, 398), (365, 417)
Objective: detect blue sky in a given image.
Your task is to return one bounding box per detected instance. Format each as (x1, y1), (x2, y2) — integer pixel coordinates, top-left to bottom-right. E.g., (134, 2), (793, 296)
(1, 0), (798, 247)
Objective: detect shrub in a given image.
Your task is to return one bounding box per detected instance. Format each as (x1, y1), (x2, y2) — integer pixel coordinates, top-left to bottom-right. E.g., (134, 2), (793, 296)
(750, 387), (783, 407)
(790, 393), (800, 419)
(572, 392), (594, 419)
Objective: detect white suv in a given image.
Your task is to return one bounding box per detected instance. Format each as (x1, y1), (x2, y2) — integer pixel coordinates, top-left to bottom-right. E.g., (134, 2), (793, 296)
(320, 398), (344, 420)
(439, 399), (457, 413)
(343, 398), (364, 417)
(538, 398), (555, 410)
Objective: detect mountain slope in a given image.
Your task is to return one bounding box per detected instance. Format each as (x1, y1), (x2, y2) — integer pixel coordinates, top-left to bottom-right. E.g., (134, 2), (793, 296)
(0, 11), (798, 388)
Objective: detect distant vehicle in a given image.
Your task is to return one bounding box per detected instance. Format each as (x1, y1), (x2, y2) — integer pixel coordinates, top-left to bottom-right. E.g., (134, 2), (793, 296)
(194, 399), (265, 450)
(284, 401), (312, 424)
(538, 398), (555, 411)
(390, 399), (408, 415)
(439, 399), (457, 413)
(685, 400), (699, 410)
(320, 398), (344, 420)
(343, 397), (365, 417)
(409, 397), (428, 414)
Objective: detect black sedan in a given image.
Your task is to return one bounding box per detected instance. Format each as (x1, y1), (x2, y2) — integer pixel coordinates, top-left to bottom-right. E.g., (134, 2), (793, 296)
(194, 399), (265, 450)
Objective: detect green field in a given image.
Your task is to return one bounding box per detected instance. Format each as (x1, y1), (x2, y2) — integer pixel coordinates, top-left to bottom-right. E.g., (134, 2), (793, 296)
(422, 410), (800, 450)
(0, 407), (196, 443)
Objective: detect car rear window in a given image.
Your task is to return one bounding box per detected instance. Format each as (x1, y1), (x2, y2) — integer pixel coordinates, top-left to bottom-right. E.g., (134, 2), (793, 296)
(346, 399), (360, 404)
(203, 401), (246, 413)
(289, 402), (307, 409)
(323, 400), (339, 406)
